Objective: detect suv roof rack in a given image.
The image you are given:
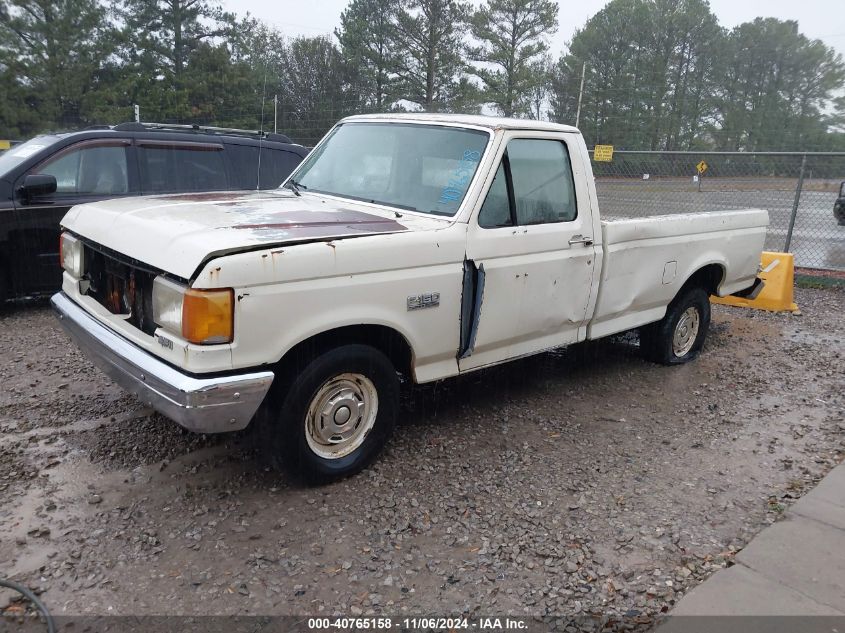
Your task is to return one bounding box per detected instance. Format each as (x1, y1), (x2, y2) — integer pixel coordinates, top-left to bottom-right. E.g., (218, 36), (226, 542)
(112, 122), (292, 144)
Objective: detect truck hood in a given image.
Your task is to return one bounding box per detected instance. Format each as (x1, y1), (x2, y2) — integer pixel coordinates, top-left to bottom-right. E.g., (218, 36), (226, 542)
(62, 190), (450, 279)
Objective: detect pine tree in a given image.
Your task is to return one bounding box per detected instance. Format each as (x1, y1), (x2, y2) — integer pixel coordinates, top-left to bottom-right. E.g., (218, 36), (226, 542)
(336, 0), (400, 111)
(0, 0), (117, 132)
(470, 0), (557, 117)
(549, 0), (722, 150)
(279, 36), (358, 144)
(713, 18), (845, 151)
(392, 0), (471, 112)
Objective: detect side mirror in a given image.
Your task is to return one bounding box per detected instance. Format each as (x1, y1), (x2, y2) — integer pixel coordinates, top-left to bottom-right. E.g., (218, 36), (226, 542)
(19, 174), (57, 199)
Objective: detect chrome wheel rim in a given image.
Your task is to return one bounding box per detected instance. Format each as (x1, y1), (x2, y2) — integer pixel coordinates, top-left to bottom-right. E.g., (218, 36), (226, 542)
(673, 307), (700, 357)
(305, 373), (378, 460)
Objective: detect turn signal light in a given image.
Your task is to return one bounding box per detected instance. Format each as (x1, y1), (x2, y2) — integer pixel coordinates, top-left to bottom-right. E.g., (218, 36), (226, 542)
(181, 288), (234, 345)
(153, 276), (234, 345)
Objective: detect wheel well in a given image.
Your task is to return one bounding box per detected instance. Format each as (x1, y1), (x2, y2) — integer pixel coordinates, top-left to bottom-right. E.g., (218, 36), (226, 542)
(276, 325), (414, 381)
(680, 263), (724, 298)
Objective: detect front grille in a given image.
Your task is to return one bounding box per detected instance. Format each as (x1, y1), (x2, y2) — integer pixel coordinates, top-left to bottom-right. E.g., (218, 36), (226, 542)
(82, 244), (159, 335)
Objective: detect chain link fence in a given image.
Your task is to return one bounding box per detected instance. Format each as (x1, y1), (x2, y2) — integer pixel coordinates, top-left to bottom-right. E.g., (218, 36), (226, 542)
(590, 150), (845, 271)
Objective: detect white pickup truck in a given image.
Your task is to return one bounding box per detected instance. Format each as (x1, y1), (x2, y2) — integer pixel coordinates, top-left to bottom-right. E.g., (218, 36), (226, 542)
(52, 114), (768, 481)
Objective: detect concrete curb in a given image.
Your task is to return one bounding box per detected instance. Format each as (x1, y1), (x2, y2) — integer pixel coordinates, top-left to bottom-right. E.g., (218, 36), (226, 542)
(660, 462), (845, 631)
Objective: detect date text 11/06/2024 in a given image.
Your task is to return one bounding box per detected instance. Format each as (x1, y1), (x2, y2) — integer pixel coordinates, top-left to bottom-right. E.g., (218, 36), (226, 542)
(307, 617), (529, 630)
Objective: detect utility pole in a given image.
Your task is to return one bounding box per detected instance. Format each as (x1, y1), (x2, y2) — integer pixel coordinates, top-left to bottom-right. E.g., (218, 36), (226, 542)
(134, 104), (140, 123)
(273, 95), (278, 134)
(575, 63), (586, 129)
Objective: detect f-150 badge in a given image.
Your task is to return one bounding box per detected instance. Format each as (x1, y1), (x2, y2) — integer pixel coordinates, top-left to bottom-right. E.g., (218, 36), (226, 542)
(407, 292), (440, 310)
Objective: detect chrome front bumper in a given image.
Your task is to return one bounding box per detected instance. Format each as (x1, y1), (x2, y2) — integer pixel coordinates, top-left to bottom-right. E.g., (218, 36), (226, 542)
(51, 292), (274, 434)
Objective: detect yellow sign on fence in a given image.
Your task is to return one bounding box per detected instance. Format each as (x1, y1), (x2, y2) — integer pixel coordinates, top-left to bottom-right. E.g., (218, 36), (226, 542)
(696, 160), (708, 174)
(0, 140), (10, 150)
(594, 145), (614, 162)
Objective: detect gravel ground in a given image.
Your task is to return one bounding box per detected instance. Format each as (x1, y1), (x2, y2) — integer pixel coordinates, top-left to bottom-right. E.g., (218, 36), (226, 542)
(1, 288), (843, 630)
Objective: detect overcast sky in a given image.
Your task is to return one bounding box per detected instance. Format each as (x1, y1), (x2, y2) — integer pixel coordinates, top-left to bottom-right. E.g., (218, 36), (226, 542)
(226, 0), (845, 59)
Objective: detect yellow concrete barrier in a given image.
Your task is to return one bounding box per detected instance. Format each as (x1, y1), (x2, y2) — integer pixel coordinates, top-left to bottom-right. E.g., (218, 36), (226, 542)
(711, 251), (799, 312)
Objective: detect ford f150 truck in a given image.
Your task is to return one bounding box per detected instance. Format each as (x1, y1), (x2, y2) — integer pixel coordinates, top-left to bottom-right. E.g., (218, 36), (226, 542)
(52, 114), (768, 481)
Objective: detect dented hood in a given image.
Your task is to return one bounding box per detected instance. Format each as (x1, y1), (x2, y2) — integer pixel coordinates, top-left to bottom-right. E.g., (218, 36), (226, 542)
(62, 190), (448, 279)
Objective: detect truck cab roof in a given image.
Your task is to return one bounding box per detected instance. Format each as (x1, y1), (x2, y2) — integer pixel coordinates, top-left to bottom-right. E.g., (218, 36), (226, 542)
(341, 113), (581, 134)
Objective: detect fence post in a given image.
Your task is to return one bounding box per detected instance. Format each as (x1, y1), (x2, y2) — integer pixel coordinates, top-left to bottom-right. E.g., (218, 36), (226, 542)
(784, 153), (806, 253)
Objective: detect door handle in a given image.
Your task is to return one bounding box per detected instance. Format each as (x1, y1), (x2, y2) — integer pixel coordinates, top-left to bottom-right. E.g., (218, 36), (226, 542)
(568, 235), (594, 246)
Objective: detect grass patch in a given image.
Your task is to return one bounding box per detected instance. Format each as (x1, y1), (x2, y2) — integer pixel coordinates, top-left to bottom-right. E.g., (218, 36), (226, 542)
(795, 274), (845, 290)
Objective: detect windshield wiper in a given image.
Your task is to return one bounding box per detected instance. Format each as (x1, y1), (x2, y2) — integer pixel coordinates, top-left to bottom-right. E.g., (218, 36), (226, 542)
(284, 179), (307, 196)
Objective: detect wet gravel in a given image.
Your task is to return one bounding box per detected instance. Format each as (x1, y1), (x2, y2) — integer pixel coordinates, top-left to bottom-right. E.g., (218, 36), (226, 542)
(1, 289), (843, 629)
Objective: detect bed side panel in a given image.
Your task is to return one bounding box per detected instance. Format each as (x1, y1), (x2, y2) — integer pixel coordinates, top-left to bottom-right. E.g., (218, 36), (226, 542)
(588, 210), (768, 339)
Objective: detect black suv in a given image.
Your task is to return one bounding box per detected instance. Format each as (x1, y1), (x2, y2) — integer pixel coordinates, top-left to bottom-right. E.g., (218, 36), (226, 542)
(0, 123), (309, 300)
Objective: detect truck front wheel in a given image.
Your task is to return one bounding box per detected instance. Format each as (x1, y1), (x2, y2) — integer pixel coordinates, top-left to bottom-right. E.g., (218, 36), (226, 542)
(257, 344), (399, 483)
(640, 287), (711, 365)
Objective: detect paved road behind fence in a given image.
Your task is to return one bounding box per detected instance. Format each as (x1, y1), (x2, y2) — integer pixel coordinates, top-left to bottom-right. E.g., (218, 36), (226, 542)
(591, 151), (845, 271)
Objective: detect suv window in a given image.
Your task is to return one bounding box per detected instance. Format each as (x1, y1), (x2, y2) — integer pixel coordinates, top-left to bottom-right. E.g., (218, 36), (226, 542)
(138, 142), (227, 193)
(260, 148), (302, 189)
(226, 144), (260, 189)
(225, 145), (302, 190)
(34, 144), (129, 195)
(478, 139), (577, 228)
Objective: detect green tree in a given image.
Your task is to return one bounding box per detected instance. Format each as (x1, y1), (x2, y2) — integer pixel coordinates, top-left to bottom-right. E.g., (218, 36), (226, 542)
(179, 41), (260, 128)
(645, 0), (723, 150)
(336, 0), (399, 111)
(713, 18), (845, 151)
(392, 0), (471, 111)
(526, 54), (553, 119)
(550, 0), (722, 150)
(0, 67), (41, 138)
(470, 0), (557, 117)
(0, 0), (118, 134)
(115, 0), (234, 88)
(278, 35), (358, 144)
(446, 76), (485, 114)
(201, 16), (287, 129)
(112, 0), (237, 122)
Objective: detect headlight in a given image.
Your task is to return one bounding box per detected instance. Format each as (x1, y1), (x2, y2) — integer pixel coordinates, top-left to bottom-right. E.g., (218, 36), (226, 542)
(152, 276), (234, 345)
(60, 232), (84, 278)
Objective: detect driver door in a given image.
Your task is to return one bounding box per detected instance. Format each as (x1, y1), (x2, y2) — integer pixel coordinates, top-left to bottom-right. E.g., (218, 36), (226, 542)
(459, 133), (597, 371)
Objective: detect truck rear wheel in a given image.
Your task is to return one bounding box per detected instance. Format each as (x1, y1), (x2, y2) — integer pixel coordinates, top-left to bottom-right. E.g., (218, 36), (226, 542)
(257, 344), (399, 483)
(640, 287), (710, 365)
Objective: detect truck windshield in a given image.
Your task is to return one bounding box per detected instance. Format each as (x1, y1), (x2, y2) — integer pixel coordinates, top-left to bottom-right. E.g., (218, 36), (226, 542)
(287, 122), (490, 216)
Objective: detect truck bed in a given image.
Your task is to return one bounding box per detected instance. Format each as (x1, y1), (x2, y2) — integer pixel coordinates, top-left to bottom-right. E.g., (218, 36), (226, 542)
(587, 209), (769, 339)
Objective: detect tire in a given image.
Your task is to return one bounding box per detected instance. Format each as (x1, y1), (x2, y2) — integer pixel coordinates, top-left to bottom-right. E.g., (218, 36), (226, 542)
(640, 286), (711, 365)
(256, 344), (399, 483)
